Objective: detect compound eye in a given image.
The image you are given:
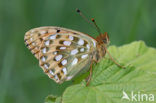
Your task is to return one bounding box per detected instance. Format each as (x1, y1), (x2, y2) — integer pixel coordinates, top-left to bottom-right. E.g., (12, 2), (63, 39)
(103, 39), (107, 44)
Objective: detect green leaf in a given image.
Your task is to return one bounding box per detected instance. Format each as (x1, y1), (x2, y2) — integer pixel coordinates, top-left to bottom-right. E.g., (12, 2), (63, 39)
(45, 95), (61, 103)
(47, 41), (156, 103)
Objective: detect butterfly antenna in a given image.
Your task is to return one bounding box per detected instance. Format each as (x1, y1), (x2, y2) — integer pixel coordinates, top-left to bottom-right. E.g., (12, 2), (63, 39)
(91, 18), (102, 35)
(76, 8), (102, 35)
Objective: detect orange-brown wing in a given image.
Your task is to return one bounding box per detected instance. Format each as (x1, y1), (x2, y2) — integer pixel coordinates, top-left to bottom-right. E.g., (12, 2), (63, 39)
(24, 26), (98, 84)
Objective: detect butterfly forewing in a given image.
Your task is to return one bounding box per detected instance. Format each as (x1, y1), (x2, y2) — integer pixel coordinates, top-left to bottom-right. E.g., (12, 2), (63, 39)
(24, 27), (57, 59)
(25, 26), (98, 83)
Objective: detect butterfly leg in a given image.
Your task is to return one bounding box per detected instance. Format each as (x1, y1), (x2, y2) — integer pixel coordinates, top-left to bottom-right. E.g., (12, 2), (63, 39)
(86, 60), (97, 86)
(105, 47), (125, 69)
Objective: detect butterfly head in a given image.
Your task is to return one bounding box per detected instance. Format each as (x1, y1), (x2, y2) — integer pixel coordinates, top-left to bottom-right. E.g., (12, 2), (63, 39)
(96, 32), (109, 45)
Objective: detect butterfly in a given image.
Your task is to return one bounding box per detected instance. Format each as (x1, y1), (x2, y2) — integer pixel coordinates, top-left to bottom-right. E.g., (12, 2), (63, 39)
(24, 9), (123, 85)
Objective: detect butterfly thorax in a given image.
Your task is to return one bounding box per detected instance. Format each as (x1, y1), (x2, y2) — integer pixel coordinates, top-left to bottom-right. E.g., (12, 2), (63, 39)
(92, 43), (107, 62)
(92, 32), (109, 62)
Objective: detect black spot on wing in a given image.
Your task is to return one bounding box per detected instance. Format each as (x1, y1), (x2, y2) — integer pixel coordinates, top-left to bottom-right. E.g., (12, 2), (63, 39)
(56, 29), (60, 33)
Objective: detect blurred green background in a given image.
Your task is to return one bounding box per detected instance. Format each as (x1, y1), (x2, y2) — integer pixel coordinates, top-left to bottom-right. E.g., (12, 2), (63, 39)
(0, 0), (156, 103)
